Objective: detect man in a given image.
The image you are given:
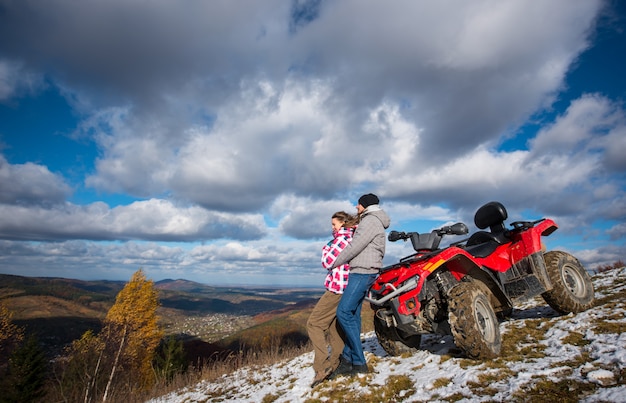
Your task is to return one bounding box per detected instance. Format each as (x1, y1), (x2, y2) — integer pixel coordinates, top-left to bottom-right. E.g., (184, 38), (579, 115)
(331, 193), (390, 377)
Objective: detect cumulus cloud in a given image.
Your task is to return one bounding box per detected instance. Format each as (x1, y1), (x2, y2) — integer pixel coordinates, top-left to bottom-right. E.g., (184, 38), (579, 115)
(0, 155), (71, 206)
(0, 198), (267, 242)
(607, 222), (626, 241)
(272, 194), (357, 240)
(530, 94), (623, 152)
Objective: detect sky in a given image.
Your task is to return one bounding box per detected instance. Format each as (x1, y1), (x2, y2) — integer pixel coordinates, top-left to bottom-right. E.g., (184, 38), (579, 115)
(148, 269), (626, 402)
(0, 0), (625, 287)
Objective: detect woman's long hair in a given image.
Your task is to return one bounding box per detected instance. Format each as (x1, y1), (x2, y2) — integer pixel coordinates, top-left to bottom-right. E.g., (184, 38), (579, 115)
(332, 211), (359, 228)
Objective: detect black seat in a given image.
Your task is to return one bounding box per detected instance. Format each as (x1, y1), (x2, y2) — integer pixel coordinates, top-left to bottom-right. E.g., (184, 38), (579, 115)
(466, 201), (509, 247)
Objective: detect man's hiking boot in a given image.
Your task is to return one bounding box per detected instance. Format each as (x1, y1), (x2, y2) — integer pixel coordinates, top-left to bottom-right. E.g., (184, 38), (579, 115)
(328, 356), (352, 379)
(350, 364), (369, 375)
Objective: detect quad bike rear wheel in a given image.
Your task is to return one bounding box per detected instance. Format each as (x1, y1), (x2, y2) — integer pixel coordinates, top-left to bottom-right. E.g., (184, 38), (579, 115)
(448, 281), (501, 359)
(373, 314), (422, 356)
(542, 251), (595, 314)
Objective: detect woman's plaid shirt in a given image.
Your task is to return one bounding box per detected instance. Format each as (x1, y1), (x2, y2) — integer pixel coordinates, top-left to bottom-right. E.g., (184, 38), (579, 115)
(321, 226), (355, 294)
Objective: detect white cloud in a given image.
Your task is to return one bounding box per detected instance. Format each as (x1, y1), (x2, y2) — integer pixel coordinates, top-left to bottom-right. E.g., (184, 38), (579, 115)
(601, 125), (626, 171)
(0, 199), (267, 242)
(0, 156), (71, 205)
(271, 194), (356, 239)
(530, 94), (624, 152)
(607, 222), (626, 241)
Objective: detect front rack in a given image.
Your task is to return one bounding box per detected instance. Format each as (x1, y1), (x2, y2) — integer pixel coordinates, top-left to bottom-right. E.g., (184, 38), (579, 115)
(365, 276), (419, 306)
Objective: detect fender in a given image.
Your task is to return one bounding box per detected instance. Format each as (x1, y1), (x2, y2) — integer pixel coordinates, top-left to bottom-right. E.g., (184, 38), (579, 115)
(440, 252), (513, 313)
(507, 218), (558, 265)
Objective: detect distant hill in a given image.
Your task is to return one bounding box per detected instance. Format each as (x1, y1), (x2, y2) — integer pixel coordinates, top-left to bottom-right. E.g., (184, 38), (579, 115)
(0, 273), (124, 301)
(155, 278), (219, 293)
(0, 274), (122, 352)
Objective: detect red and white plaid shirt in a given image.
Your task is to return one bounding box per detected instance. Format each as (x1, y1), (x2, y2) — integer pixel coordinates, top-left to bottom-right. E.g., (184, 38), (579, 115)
(321, 226), (355, 294)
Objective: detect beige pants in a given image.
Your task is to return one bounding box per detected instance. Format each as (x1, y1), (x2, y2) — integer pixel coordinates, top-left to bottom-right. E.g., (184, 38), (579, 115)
(306, 291), (345, 375)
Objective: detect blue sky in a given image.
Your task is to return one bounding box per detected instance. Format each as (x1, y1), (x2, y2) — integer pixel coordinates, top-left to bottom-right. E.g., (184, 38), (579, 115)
(0, 0), (624, 287)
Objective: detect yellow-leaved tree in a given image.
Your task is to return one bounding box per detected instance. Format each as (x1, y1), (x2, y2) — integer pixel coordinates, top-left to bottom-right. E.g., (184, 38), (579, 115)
(0, 303), (24, 374)
(0, 303), (24, 361)
(101, 269), (163, 401)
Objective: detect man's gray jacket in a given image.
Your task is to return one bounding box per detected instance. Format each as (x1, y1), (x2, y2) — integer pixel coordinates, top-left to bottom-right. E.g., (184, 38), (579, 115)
(332, 205), (390, 275)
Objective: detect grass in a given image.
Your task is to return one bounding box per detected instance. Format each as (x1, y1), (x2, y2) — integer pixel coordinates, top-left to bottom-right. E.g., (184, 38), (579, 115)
(305, 374), (416, 403)
(137, 342), (312, 403)
(592, 318), (625, 335)
(431, 377), (452, 388)
(498, 318), (548, 361)
(560, 331), (589, 347)
(510, 377), (597, 403)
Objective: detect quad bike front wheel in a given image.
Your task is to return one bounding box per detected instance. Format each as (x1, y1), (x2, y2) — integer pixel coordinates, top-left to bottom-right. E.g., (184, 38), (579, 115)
(373, 314), (422, 356)
(448, 281), (501, 359)
(542, 251), (595, 314)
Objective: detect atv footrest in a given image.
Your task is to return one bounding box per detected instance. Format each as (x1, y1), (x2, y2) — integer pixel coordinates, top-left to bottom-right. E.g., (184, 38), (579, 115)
(505, 275), (546, 301)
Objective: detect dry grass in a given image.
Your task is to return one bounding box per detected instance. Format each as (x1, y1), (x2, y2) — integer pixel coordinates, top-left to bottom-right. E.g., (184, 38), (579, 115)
(561, 331), (589, 347)
(305, 374), (416, 403)
(431, 377), (452, 388)
(498, 318), (548, 361)
(510, 377), (597, 402)
(137, 342), (312, 402)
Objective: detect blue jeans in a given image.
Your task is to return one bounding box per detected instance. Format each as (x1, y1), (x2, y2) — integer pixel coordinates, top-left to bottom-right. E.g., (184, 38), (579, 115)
(336, 272), (378, 366)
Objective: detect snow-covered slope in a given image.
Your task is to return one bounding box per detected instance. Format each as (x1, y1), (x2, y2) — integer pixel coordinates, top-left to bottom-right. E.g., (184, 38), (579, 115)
(150, 268), (626, 402)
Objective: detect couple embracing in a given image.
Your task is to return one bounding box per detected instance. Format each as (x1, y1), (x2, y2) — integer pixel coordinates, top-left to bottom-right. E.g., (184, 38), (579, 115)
(306, 193), (390, 387)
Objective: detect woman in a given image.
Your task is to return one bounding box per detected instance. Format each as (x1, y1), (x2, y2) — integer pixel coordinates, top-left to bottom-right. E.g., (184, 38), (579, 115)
(306, 211), (358, 387)
(331, 193), (390, 377)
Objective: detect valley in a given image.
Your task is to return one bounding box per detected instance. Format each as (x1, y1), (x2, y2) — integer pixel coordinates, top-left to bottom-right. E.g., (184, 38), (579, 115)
(0, 274), (323, 358)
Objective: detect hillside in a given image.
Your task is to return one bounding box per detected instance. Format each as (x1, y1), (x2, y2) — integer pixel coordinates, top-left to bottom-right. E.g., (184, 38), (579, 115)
(0, 274), (123, 354)
(0, 274), (322, 355)
(150, 268), (626, 403)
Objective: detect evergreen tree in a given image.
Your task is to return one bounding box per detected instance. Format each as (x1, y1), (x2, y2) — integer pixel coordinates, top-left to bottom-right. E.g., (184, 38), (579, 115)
(154, 335), (188, 383)
(1, 335), (47, 403)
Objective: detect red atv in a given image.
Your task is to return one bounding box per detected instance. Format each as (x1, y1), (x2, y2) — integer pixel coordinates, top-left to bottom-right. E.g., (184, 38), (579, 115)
(366, 201), (595, 359)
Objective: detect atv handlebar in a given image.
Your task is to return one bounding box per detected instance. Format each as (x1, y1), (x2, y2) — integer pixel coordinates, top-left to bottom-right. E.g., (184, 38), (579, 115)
(387, 230), (408, 242)
(440, 222), (470, 236)
(388, 222), (469, 252)
(388, 222), (468, 243)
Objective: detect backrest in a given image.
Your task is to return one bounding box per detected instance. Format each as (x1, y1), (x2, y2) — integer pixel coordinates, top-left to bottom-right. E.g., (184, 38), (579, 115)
(474, 201), (508, 234)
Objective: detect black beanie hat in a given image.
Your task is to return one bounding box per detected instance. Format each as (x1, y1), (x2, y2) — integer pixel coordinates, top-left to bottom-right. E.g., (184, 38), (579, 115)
(358, 193), (379, 208)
